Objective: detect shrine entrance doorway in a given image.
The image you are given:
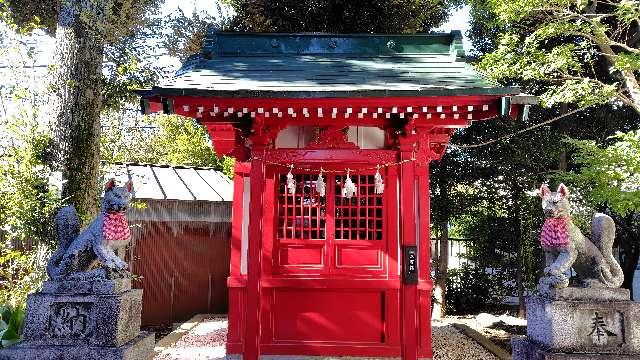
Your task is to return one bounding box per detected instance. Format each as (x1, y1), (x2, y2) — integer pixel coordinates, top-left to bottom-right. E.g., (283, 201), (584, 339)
(267, 166), (397, 343)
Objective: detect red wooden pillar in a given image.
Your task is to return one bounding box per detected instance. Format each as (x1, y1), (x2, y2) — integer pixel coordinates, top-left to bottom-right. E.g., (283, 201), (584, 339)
(399, 142), (418, 360)
(417, 160), (433, 357)
(244, 145), (267, 360)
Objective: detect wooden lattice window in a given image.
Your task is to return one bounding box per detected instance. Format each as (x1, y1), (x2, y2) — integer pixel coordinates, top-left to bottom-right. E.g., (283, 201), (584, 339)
(277, 173), (326, 240)
(334, 174), (384, 241)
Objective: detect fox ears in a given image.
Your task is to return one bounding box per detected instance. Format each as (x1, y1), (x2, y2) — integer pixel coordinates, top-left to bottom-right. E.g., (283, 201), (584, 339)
(539, 184), (551, 198)
(557, 183), (569, 197)
(104, 178), (134, 192)
(539, 183), (569, 198)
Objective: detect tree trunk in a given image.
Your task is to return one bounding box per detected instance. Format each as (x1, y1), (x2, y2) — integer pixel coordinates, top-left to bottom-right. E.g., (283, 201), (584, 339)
(616, 216), (640, 300)
(621, 244), (639, 299)
(432, 219), (449, 319)
(595, 38), (640, 114)
(50, 0), (107, 221)
(512, 186), (525, 318)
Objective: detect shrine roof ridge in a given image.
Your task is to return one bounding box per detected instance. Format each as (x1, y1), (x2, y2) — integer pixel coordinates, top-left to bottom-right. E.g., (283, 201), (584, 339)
(137, 30), (519, 99)
(202, 29), (466, 58)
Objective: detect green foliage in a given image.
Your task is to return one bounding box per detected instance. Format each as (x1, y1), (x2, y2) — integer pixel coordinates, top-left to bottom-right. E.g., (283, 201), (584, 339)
(0, 305), (25, 348)
(541, 80), (619, 108)
(0, 0), (55, 34)
(471, 0), (640, 113)
(0, 245), (49, 310)
(563, 131), (640, 216)
(445, 263), (505, 315)
(101, 112), (235, 176)
(0, 26), (60, 311)
(614, 53), (640, 73)
(161, 4), (234, 61)
(0, 119), (59, 243)
(0, 28), (60, 246)
(226, 0), (463, 33)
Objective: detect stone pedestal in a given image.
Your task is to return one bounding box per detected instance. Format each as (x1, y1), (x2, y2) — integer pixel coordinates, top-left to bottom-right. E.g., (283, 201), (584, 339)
(0, 279), (153, 360)
(513, 288), (640, 360)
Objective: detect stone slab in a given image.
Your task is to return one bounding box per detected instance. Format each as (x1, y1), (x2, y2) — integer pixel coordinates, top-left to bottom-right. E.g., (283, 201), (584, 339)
(21, 289), (142, 347)
(0, 331), (154, 360)
(512, 337), (640, 360)
(526, 296), (640, 354)
(41, 279), (132, 295)
(542, 287), (630, 302)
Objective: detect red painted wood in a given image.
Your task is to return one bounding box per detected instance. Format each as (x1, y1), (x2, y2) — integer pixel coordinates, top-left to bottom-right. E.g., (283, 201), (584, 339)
(149, 95), (507, 117)
(417, 164), (433, 356)
(399, 147), (418, 360)
(230, 164), (246, 278)
(260, 344), (401, 357)
(244, 152), (266, 360)
(267, 149), (398, 166)
(261, 168), (276, 344)
(271, 289), (385, 342)
(260, 278), (401, 289)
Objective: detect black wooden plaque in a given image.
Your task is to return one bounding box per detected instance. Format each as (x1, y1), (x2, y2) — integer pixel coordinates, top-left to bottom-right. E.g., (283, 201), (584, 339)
(403, 246), (418, 284)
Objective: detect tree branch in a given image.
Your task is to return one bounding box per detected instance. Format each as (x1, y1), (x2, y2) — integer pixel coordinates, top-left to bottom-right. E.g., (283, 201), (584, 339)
(610, 41), (640, 54)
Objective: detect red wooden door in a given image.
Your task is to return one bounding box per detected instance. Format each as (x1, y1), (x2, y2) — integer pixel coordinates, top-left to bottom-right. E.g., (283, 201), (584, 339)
(273, 170), (387, 276)
(261, 167), (401, 356)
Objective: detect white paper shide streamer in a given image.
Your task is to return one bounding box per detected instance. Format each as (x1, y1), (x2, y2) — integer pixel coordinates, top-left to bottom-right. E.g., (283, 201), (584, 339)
(286, 165), (296, 194)
(315, 168), (326, 197)
(342, 169), (357, 199)
(374, 165), (384, 194)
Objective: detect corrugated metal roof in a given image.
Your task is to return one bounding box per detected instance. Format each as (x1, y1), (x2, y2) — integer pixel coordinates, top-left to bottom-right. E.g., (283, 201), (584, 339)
(106, 163), (233, 202)
(140, 31), (519, 99)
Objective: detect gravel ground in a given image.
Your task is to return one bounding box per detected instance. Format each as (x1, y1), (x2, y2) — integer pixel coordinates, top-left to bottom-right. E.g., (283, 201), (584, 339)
(447, 313), (526, 353)
(432, 321), (500, 360)
(154, 315), (228, 360)
(154, 316), (500, 360)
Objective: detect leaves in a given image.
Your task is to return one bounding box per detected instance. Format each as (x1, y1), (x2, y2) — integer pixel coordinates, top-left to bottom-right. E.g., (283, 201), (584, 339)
(616, 0), (640, 26)
(101, 112), (234, 177)
(541, 79), (618, 107)
(0, 305), (25, 348)
(228, 0), (463, 33)
(563, 131), (640, 217)
(473, 0), (640, 113)
(614, 53), (640, 73)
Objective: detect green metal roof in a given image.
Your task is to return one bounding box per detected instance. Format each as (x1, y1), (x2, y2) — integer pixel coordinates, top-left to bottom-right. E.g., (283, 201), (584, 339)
(141, 30), (519, 99)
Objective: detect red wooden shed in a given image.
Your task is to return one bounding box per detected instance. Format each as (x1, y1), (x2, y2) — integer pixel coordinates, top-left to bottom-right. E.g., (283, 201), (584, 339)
(139, 30), (521, 360)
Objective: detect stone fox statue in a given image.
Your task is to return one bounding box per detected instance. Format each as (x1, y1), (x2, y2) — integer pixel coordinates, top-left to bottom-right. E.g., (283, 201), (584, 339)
(538, 184), (624, 292)
(47, 179), (133, 280)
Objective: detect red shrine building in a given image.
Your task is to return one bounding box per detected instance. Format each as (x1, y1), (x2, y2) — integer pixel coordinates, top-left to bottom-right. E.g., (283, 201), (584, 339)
(139, 30), (522, 360)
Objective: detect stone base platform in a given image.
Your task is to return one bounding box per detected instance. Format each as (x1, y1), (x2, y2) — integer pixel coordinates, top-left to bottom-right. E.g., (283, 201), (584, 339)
(0, 279), (153, 360)
(0, 332), (154, 360)
(513, 337), (640, 360)
(526, 294), (640, 354)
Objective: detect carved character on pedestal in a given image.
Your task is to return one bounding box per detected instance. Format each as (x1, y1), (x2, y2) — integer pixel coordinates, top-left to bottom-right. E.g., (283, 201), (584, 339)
(538, 184), (624, 294)
(47, 179), (133, 280)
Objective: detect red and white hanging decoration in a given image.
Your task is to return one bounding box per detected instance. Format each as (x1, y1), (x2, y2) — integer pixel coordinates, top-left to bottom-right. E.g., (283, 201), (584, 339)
(286, 165), (296, 194)
(374, 165), (384, 194)
(342, 169), (357, 199)
(315, 168), (326, 197)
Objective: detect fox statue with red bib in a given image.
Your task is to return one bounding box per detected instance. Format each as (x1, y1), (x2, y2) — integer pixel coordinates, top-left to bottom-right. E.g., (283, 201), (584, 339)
(538, 183), (624, 294)
(47, 179), (133, 280)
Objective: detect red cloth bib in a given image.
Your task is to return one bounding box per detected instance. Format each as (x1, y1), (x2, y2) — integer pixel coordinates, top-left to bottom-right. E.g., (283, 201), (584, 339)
(540, 217), (569, 249)
(103, 212), (131, 242)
